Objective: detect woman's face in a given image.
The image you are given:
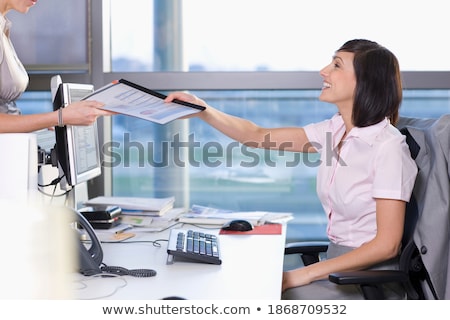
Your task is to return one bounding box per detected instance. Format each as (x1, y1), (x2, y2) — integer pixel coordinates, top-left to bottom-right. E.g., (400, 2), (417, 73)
(319, 51), (356, 110)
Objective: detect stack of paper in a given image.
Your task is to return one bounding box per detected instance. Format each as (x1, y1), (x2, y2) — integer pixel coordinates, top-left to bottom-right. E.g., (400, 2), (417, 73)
(84, 196), (175, 216)
(177, 205), (293, 226)
(121, 208), (185, 230)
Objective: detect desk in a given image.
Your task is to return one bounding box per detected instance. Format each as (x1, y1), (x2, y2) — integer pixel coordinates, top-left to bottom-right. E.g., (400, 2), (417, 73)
(74, 224), (287, 300)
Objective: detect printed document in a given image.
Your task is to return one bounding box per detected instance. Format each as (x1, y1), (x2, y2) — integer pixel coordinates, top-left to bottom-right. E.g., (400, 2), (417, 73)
(83, 79), (205, 124)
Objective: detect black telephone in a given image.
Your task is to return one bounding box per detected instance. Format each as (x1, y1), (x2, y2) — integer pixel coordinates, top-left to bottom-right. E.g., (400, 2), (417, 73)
(73, 209), (157, 277)
(75, 210), (104, 276)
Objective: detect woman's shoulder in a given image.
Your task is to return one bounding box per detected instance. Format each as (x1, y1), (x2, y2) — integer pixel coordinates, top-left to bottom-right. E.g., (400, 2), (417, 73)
(382, 122), (406, 140)
(372, 124), (412, 159)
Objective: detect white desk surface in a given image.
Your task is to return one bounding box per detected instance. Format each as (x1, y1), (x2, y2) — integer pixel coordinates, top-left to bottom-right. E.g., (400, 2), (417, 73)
(74, 224), (287, 300)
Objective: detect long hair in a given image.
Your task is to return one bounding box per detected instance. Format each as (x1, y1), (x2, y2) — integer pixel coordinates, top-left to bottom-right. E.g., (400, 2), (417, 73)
(337, 39), (402, 127)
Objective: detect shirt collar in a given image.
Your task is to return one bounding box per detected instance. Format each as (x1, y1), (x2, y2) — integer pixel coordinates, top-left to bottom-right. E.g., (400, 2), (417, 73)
(0, 14), (11, 35)
(347, 118), (390, 146)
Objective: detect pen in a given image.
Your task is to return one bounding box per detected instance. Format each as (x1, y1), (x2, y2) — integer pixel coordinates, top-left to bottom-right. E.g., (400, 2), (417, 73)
(115, 225), (133, 234)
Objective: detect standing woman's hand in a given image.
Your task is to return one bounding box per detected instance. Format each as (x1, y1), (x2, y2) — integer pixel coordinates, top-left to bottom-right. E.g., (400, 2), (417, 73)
(60, 100), (115, 126)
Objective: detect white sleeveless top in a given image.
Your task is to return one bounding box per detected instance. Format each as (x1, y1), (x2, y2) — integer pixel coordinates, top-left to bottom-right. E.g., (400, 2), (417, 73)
(0, 14), (29, 114)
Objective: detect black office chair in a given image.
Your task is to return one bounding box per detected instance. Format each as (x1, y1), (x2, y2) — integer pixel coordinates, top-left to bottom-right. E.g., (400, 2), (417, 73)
(284, 120), (441, 300)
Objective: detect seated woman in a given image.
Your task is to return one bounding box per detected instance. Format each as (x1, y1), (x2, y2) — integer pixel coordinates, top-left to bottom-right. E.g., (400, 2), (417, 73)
(165, 39), (418, 299)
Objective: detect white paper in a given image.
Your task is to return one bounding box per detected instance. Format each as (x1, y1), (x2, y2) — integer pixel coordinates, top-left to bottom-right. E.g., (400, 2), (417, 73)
(85, 82), (202, 124)
(85, 196), (174, 211)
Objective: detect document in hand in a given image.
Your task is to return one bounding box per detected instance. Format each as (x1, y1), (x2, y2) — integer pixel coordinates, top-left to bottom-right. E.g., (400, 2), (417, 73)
(83, 79), (206, 124)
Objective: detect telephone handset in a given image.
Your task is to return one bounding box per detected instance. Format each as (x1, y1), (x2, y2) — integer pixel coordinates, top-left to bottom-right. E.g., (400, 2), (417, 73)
(74, 209), (157, 277)
(75, 210), (104, 276)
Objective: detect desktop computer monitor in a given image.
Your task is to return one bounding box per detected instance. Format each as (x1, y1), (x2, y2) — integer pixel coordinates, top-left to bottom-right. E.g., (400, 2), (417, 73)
(52, 76), (102, 191)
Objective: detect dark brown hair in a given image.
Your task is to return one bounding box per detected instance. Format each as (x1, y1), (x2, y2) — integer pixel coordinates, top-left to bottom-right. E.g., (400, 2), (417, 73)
(337, 39), (402, 127)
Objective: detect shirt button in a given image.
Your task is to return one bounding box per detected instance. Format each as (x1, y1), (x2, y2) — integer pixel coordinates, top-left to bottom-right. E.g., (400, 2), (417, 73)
(420, 246), (428, 254)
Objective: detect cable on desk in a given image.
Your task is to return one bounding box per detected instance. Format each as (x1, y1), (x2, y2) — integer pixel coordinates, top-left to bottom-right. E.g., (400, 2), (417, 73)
(87, 238), (166, 246)
(100, 263), (157, 277)
(74, 273), (128, 300)
(180, 223), (223, 230)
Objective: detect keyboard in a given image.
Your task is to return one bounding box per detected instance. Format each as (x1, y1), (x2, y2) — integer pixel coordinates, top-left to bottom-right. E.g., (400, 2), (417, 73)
(167, 229), (222, 265)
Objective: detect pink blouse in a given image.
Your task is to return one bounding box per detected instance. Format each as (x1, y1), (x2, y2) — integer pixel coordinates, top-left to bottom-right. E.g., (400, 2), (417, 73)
(304, 113), (418, 247)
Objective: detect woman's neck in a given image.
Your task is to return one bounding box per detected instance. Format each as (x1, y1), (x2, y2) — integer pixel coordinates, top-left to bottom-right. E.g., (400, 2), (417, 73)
(337, 106), (354, 134)
(0, 0), (12, 16)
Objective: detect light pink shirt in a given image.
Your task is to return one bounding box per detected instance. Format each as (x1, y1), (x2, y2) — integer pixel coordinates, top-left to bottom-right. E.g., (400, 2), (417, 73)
(304, 114), (418, 247)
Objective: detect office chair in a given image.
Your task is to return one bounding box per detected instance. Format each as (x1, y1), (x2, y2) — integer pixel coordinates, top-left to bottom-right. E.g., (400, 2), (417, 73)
(284, 195), (427, 299)
(285, 119), (444, 300)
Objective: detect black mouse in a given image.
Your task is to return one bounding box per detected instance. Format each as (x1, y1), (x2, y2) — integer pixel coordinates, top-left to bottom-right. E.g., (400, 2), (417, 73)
(221, 219), (254, 232)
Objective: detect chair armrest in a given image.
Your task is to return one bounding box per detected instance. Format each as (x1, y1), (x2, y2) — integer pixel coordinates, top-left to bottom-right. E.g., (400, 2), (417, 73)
(284, 241), (329, 266)
(284, 241), (329, 255)
(329, 270), (410, 299)
(329, 270), (409, 285)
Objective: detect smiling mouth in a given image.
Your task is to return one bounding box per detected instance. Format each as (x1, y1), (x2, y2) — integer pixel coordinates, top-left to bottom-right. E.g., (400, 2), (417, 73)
(322, 82), (331, 90)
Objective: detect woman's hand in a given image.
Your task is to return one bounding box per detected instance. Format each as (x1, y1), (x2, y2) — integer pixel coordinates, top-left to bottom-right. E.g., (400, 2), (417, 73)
(282, 268), (313, 292)
(165, 91), (207, 108)
(62, 100), (115, 126)
(164, 91), (209, 120)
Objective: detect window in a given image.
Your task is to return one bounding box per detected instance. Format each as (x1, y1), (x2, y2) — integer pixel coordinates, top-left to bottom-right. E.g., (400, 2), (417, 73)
(15, 92), (53, 115)
(14, 0), (450, 243)
(9, 0), (89, 71)
(105, 0), (450, 72)
(103, 0), (450, 241)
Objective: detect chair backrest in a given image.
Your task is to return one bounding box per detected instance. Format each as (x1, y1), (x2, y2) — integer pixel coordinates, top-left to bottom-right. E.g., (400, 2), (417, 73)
(399, 120), (438, 299)
(399, 128), (420, 247)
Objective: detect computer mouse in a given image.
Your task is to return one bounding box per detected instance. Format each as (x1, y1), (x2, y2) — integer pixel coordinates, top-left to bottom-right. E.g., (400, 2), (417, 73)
(221, 219), (254, 232)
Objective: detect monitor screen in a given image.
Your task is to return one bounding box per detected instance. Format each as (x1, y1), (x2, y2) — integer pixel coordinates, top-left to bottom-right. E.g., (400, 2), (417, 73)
(52, 81), (101, 190)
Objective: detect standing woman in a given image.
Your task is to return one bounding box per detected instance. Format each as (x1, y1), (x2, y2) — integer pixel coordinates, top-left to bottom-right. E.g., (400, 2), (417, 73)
(165, 39), (418, 299)
(0, 0), (112, 133)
